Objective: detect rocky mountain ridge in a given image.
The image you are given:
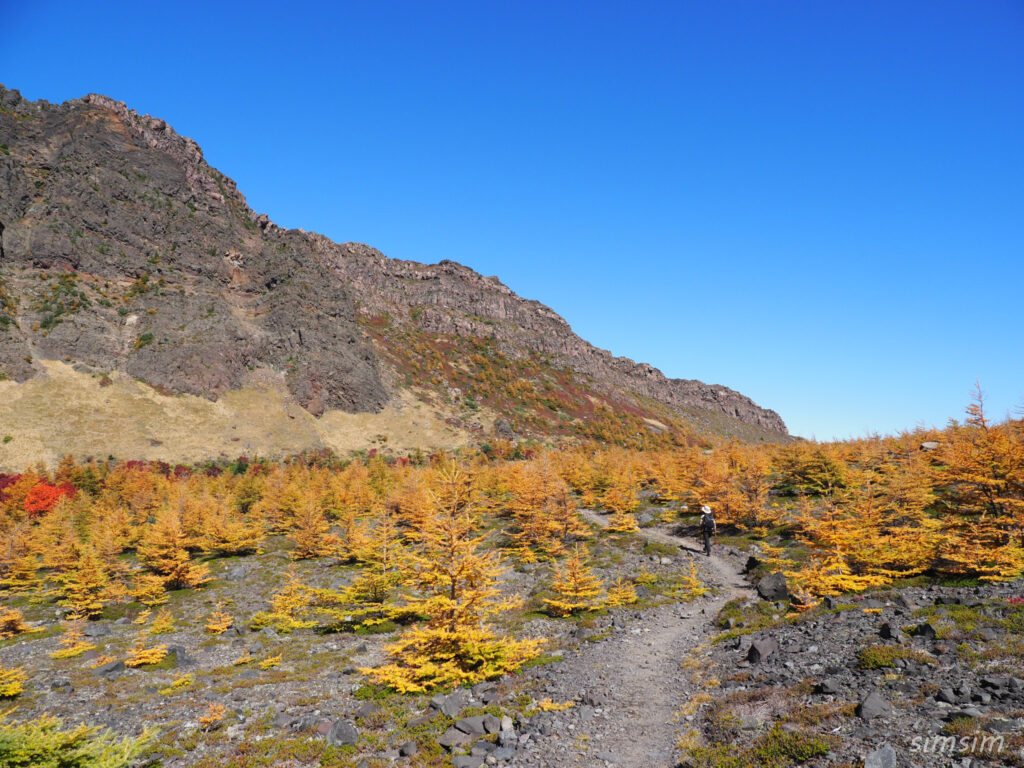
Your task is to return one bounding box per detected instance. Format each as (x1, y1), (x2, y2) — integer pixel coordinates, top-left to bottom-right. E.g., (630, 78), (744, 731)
(0, 84), (787, 450)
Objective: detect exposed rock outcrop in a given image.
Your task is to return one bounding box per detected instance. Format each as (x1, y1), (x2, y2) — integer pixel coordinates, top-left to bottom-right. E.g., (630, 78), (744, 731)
(0, 84), (787, 437)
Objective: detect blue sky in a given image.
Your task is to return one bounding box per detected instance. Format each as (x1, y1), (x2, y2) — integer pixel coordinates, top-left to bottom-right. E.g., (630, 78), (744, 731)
(3, 1), (1022, 439)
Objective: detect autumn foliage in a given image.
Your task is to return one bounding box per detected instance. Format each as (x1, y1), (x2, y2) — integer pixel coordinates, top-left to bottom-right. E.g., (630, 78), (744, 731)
(0, 385), (1021, 692)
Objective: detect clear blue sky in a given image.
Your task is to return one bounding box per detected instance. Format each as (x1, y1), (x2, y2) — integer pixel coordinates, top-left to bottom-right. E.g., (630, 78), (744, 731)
(3, 1), (1022, 439)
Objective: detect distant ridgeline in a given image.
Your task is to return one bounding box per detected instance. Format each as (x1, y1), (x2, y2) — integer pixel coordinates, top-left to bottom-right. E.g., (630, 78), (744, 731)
(0, 84), (786, 464)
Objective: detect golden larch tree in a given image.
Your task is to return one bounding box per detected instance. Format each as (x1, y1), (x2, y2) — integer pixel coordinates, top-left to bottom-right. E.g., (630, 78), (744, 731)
(364, 465), (540, 692)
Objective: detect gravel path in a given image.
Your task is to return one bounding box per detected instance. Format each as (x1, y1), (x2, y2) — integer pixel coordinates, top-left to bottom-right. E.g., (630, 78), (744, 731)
(509, 512), (750, 768)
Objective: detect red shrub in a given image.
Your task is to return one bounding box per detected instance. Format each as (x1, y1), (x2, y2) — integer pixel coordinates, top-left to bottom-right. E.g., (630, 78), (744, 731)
(24, 482), (75, 517)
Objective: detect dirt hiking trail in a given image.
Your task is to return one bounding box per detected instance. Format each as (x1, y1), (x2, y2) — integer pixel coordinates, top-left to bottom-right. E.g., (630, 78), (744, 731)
(509, 510), (750, 768)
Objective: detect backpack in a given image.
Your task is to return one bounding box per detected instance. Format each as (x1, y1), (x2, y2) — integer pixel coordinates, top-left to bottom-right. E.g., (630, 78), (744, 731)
(701, 513), (715, 533)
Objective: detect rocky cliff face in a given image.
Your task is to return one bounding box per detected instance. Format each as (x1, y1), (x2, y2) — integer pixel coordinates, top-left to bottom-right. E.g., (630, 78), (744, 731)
(0, 85), (787, 439)
(0, 86), (386, 415)
(321, 242), (786, 433)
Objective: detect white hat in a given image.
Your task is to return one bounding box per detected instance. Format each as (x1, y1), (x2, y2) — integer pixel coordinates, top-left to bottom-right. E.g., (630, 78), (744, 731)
(701, 505), (711, 514)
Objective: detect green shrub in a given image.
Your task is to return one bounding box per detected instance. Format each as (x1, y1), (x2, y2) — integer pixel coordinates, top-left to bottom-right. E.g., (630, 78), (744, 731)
(0, 712), (155, 767)
(856, 644), (934, 669)
(689, 723), (833, 767)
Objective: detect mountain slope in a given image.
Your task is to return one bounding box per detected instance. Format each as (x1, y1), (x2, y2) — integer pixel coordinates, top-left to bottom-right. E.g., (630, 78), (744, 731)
(0, 84), (786, 465)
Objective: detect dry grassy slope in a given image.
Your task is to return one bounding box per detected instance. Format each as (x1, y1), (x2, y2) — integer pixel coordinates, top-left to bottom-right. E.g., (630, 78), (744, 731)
(0, 361), (479, 471)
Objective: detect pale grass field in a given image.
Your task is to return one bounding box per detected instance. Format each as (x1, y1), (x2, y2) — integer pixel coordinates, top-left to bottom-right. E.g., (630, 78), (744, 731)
(0, 361), (476, 470)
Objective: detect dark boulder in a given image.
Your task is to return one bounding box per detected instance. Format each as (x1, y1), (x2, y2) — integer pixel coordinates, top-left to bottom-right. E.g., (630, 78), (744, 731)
(756, 573), (789, 602)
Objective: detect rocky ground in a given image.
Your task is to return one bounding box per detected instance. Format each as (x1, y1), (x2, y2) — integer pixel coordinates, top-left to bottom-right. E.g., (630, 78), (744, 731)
(0, 507), (721, 767)
(5, 508), (1024, 768)
(699, 579), (1024, 768)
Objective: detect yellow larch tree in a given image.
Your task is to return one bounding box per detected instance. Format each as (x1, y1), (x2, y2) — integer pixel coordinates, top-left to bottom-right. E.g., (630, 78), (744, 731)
(0, 471), (42, 527)
(251, 465), (303, 534)
(0, 525), (38, 591)
(0, 664), (27, 698)
(50, 621), (96, 659)
(505, 460), (563, 560)
(543, 545), (604, 617)
(0, 607), (37, 639)
(601, 458), (641, 532)
(109, 465), (165, 535)
(692, 448), (745, 526)
(290, 495), (340, 560)
(604, 574), (639, 607)
(934, 388), (1024, 580)
(137, 506), (211, 590)
(330, 461), (375, 559)
(309, 501), (412, 630)
(131, 573), (169, 607)
(201, 493), (263, 556)
(731, 445), (780, 531)
(790, 489), (890, 597)
(34, 502), (80, 574)
(390, 471), (434, 534)
(250, 570), (315, 633)
(56, 545), (113, 619)
(548, 484), (589, 548)
(364, 465), (540, 692)
(205, 603), (234, 634)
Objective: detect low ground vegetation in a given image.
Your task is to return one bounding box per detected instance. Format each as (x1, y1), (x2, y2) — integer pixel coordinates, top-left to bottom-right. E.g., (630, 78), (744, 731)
(0, 390), (1021, 765)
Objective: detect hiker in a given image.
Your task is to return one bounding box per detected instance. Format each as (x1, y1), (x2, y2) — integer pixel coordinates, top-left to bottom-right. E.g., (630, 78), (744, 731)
(699, 505), (716, 556)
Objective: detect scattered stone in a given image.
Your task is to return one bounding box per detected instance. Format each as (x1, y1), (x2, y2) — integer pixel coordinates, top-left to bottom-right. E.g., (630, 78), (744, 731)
(986, 719), (1020, 734)
(497, 729), (517, 748)
(355, 701), (379, 719)
(856, 691), (890, 720)
(455, 715), (487, 735)
(93, 660), (125, 678)
(165, 645), (195, 666)
(325, 720), (358, 747)
(981, 675), (1009, 690)
(863, 743), (897, 768)
(82, 622), (111, 638)
(440, 689), (470, 717)
(438, 727), (474, 749)
(747, 637), (779, 664)
(756, 573), (789, 602)
(912, 622), (937, 639)
(399, 741), (418, 756)
(407, 713), (434, 729)
(936, 687), (958, 704)
(815, 679), (840, 695)
(879, 622), (903, 641)
(470, 740), (495, 755)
